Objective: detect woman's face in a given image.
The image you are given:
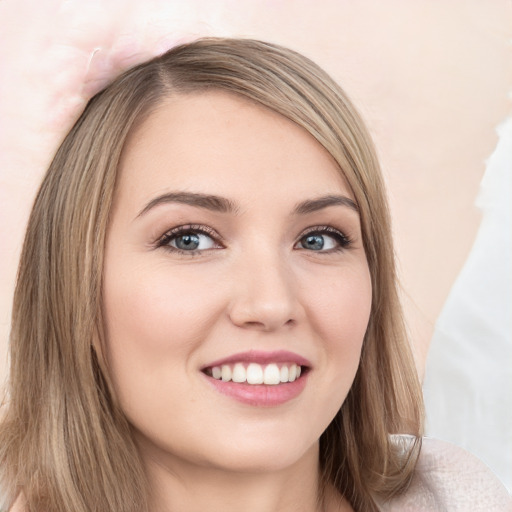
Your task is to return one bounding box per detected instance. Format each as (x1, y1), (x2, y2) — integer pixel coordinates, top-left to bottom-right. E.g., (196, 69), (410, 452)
(102, 91), (372, 473)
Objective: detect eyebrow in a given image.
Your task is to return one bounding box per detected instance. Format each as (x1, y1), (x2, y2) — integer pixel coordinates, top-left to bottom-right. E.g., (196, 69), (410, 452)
(293, 195), (358, 214)
(137, 192), (239, 218)
(136, 191), (358, 218)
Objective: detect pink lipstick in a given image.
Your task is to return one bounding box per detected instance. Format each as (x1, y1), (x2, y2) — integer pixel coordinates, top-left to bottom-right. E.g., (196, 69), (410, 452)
(201, 350), (311, 407)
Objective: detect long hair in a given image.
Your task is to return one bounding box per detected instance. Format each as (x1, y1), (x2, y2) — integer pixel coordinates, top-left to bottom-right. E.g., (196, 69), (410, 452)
(0, 38), (423, 512)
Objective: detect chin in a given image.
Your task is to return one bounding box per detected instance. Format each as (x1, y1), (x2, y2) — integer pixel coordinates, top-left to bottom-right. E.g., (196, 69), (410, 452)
(204, 443), (319, 475)
(191, 426), (321, 474)
(137, 423), (320, 476)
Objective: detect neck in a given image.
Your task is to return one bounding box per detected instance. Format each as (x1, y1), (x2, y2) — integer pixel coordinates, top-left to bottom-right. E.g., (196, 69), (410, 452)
(139, 440), (347, 512)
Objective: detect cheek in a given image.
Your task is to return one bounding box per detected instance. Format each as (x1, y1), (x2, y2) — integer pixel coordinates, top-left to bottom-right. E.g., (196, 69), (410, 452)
(101, 261), (225, 410)
(100, 263), (228, 445)
(103, 263), (221, 352)
(307, 265), (372, 349)
(303, 264), (372, 398)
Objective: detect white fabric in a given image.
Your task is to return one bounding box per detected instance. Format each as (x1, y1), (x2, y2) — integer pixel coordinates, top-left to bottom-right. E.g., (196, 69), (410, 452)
(423, 117), (512, 491)
(379, 437), (512, 511)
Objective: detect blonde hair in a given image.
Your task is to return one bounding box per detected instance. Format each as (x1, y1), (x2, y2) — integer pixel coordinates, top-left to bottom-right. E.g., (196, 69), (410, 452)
(0, 38), (423, 512)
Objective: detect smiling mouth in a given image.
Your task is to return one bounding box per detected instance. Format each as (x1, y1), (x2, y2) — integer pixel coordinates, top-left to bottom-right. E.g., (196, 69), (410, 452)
(202, 362), (308, 385)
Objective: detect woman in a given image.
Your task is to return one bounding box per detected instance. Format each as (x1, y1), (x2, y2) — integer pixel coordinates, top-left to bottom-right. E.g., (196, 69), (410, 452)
(0, 38), (509, 512)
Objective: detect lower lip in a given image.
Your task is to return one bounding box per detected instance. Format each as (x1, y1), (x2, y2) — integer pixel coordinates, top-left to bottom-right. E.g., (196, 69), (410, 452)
(202, 372), (309, 407)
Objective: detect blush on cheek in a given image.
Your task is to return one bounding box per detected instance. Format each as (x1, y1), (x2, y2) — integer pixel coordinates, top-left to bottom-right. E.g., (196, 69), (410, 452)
(104, 269), (226, 362)
(314, 279), (371, 345)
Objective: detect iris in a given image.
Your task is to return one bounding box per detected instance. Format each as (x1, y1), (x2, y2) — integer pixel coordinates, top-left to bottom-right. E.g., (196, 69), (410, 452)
(175, 233), (200, 250)
(301, 234), (324, 251)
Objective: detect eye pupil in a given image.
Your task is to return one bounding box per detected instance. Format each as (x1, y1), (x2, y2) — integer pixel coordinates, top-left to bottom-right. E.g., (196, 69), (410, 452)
(302, 234), (324, 250)
(175, 233), (200, 250)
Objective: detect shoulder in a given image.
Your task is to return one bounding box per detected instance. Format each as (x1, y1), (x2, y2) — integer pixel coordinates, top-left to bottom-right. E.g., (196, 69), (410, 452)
(379, 437), (512, 511)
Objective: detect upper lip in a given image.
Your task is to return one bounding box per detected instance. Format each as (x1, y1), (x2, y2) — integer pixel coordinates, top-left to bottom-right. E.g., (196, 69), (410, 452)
(201, 350), (312, 370)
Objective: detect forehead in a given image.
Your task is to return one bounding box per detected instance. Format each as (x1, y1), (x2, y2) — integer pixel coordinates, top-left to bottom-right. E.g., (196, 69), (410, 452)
(116, 91), (352, 209)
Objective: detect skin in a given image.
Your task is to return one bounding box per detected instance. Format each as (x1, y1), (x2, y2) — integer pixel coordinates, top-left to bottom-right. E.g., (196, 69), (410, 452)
(101, 91), (371, 512)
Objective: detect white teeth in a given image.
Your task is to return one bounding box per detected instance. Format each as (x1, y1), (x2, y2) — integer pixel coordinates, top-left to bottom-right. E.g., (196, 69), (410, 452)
(232, 363), (246, 383)
(246, 363), (264, 384)
(221, 365), (232, 381)
(208, 362), (304, 385)
(263, 363), (281, 385)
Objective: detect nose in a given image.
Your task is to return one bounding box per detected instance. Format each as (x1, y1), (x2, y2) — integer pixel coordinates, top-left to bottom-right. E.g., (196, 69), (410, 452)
(227, 248), (301, 332)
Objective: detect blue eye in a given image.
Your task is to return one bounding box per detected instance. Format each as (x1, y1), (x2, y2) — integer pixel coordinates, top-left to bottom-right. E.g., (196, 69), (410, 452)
(296, 228), (351, 252)
(301, 234), (328, 250)
(157, 225), (219, 254)
(170, 232), (214, 251)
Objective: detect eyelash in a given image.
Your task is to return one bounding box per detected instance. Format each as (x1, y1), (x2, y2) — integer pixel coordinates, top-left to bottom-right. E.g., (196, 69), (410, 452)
(298, 226), (353, 253)
(155, 224), (353, 256)
(155, 224), (222, 255)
